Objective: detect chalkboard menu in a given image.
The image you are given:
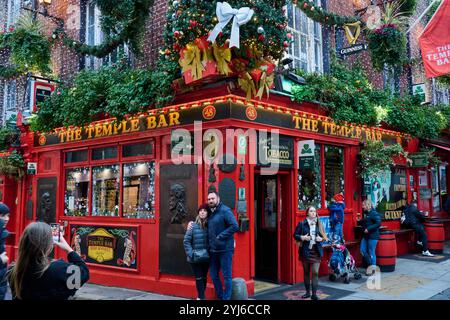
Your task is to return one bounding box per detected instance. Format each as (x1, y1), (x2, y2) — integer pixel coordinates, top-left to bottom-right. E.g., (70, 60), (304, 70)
(70, 225), (138, 269)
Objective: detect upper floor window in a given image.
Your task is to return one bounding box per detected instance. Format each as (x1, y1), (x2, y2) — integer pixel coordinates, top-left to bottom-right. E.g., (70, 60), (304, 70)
(383, 66), (400, 94)
(6, 0), (21, 28)
(2, 80), (17, 123)
(84, 1), (129, 70)
(285, 0), (323, 73)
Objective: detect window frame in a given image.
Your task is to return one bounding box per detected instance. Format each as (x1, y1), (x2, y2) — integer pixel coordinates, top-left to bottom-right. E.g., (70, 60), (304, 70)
(2, 80), (17, 123)
(62, 140), (156, 221)
(84, 0), (130, 70)
(297, 142), (345, 211)
(6, 0), (21, 28)
(284, 0), (323, 73)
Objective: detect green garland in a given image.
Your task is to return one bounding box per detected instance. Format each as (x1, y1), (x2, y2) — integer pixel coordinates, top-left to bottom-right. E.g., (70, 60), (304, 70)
(436, 74), (450, 87)
(359, 140), (406, 178)
(295, 0), (362, 27)
(30, 62), (174, 132)
(56, 0), (154, 58)
(0, 13), (51, 78)
(0, 150), (25, 179)
(0, 65), (22, 79)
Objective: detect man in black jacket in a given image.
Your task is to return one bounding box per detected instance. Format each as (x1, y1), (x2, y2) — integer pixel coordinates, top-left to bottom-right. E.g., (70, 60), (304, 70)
(206, 191), (239, 300)
(403, 200), (434, 257)
(0, 203), (10, 300)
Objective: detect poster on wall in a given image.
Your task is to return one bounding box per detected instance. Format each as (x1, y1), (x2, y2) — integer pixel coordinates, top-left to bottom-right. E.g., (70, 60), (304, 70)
(366, 167), (407, 220)
(70, 225), (138, 269)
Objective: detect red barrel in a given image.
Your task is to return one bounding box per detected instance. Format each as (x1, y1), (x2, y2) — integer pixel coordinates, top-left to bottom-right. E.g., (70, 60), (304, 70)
(424, 219), (445, 254)
(376, 230), (397, 272)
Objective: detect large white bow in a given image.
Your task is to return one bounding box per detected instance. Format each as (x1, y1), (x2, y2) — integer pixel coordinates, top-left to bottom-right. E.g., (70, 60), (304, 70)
(207, 2), (254, 49)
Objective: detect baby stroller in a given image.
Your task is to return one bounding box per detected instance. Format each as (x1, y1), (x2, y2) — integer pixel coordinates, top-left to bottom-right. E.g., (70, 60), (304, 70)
(328, 242), (362, 283)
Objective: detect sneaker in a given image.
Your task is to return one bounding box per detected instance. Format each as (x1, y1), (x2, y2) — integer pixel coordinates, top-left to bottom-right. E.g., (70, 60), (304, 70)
(422, 250), (435, 257)
(417, 241), (423, 246)
(196, 298), (201, 300)
(301, 293), (311, 299)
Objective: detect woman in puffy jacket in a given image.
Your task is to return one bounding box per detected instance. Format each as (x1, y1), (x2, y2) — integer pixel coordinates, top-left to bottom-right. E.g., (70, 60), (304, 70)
(183, 204), (210, 300)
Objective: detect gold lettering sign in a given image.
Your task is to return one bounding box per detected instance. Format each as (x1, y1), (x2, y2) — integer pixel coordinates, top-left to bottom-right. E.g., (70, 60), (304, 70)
(87, 228), (116, 263)
(292, 115), (384, 142)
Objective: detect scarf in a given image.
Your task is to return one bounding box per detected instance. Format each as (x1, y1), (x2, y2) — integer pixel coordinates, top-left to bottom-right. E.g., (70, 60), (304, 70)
(307, 217), (318, 249)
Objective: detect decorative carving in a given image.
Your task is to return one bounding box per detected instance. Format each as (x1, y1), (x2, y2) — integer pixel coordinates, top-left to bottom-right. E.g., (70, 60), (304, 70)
(208, 185), (217, 194)
(239, 164), (245, 181)
(208, 163), (216, 182)
(169, 183), (187, 224)
(219, 178), (236, 209)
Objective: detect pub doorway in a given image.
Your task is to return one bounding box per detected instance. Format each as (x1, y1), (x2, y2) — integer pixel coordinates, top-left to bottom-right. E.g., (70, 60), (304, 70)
(254, 172), (293, 285)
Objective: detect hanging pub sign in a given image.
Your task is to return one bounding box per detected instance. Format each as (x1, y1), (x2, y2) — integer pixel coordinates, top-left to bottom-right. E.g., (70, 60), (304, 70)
(408, 152), (429, 167)
(70, 225), (138, 269)
(27, 162), (37, 175)
(29, 80), (56, 112)
(257, 133), (294, 168)
(339, 43), (369, 56)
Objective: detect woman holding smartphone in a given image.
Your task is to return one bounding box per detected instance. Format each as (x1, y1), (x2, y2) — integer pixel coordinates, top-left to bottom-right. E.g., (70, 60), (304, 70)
(7, 221), (89, 300)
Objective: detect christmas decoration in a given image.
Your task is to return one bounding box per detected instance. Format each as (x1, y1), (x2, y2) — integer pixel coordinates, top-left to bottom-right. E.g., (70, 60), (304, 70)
(58, 0), (154, 58)
(0, 12), (51, 78)
(162, 0), (288, 99)
(295, 0), (362, 27)
(207, 2), (254, 49)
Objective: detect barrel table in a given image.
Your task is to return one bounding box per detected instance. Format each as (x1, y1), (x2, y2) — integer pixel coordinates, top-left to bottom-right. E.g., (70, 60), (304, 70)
(376, 230), (397, 272)
(424, 219), (445, 254)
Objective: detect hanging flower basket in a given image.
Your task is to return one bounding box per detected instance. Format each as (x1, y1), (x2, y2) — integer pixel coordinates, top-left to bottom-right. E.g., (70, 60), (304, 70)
(367, 24), (407, 71)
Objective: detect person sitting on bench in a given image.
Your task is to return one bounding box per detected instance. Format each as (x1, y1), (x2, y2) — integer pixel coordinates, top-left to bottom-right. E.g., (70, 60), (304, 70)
(402, 200), (434, 257)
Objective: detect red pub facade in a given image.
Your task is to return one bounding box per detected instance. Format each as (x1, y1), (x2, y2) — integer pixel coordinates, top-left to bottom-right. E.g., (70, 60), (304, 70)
(1, 84), (449, 299)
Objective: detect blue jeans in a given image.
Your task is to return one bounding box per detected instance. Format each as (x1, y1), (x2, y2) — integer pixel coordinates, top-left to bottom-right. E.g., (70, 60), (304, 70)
(331, 222), (344, 243)
(360, 238), (378, 266)
(209, 251), (233, 300)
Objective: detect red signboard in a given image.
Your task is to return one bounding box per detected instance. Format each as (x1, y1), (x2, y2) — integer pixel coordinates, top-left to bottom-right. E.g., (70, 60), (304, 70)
(31, 81), (56, 112)
(419, 0), (450, 78)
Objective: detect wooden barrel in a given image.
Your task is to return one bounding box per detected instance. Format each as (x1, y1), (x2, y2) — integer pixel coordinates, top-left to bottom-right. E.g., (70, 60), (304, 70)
(424, 220), (445, 254)
(376, 230), (397, 272)
(231, 278), (248, 300)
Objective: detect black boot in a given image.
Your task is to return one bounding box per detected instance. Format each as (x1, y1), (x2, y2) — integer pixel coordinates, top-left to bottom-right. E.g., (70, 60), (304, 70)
(311, 293), (319, 300)
(301, 292), (311, 299)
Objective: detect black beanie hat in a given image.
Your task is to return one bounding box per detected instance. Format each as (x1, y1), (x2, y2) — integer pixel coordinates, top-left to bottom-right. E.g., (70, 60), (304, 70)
(0, 203), (10, 216)
(198, 203), (209, 213)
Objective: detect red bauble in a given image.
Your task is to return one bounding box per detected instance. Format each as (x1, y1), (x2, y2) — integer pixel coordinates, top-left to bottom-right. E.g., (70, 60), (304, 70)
(189, 20), (198, 28)
(303, 3), (308, 8)
(258, 34), (265, 42)
(283, 41), (289, 48)
(174, 30), (181, 38)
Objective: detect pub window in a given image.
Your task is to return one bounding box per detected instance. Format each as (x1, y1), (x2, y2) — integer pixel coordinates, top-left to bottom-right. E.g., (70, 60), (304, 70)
(285, 0), (323, 73)
(92, 146), (118, 161)
(324, 145), (344, 207)
(122, 142), (153, 158)
(65, 150), (88, 163)
(298, 144), (322, 210)
(65, 168), (90, 216)
(432, 166), (440, 212)
(92, 165), (120, 216)
(122, 162), (156, 219)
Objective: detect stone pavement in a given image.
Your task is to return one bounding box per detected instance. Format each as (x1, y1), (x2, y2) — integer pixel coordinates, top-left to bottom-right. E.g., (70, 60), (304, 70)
(4, 242), (450, 300)
(324, 241), (450, 300)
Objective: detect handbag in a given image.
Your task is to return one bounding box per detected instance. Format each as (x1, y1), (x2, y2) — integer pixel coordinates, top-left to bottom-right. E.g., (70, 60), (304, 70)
(295, 222), (303, 248)
(191, 227), (210, 263)
(192, 248), (210, 263)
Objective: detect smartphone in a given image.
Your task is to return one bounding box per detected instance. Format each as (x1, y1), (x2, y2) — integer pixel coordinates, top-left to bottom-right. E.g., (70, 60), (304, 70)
(50, 223), (61, 243)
